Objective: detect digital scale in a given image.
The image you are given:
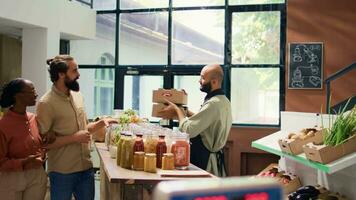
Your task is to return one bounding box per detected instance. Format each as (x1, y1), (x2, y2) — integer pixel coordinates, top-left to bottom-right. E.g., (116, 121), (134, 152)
(153, 177), (283, 200)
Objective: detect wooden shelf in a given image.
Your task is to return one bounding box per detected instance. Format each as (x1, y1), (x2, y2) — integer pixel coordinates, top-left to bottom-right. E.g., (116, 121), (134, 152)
(251, 130), (356, 174)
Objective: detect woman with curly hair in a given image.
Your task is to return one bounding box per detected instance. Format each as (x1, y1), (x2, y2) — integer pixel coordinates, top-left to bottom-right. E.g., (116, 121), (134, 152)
(0, 78), (47, 200)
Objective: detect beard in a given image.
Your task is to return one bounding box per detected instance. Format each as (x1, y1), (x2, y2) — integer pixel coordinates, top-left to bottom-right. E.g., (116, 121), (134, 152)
(200, 81), (212, 93)
(65, 76), (80, 92)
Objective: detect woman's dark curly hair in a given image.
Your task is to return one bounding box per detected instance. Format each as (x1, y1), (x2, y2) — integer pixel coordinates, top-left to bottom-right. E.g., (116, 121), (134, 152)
(0, 78), (26, 108)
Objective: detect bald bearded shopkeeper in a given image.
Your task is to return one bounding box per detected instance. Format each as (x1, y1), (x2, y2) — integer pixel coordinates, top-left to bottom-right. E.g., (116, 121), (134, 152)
(160, 64), (232, 177)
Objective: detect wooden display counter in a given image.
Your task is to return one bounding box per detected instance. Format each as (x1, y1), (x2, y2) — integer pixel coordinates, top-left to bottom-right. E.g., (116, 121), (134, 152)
(95, 143), (217, 200)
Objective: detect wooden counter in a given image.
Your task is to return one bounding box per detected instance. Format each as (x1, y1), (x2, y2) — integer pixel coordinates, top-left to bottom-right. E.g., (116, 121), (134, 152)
(95, 142), (217, 200)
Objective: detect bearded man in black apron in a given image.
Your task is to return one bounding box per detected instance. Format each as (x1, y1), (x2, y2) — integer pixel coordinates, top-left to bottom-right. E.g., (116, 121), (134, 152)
(161, 64), (232, 177)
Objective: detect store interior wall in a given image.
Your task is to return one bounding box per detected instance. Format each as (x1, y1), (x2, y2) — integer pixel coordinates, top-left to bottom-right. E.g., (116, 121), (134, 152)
(286, 0), (356, 112)
(227, 0), (356, 176)
(0, 34), (21, 86)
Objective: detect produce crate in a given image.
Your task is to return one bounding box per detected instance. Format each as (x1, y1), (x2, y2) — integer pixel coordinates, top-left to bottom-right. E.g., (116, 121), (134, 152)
(303, 134), (356, 164)
(152, 89), (188, 105)
(257, 163), (301, 194)
(278, 129), (323, 155)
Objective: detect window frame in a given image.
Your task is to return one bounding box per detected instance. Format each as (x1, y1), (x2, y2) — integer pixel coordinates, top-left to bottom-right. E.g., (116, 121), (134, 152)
(77, 0), (286, 127)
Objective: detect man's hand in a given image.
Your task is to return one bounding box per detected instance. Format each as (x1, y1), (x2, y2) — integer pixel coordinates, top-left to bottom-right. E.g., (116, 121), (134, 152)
(158, 99), (180, 119)
(103, 118), (118, 126)
(88, 118), (118, 134)
(41, 131), (56, 145)
(73, 130), (91, 143)
(22, 154), (45, 170)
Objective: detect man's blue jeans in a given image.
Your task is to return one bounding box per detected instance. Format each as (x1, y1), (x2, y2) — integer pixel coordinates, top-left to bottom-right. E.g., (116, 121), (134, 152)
(48, 168), (94, 200)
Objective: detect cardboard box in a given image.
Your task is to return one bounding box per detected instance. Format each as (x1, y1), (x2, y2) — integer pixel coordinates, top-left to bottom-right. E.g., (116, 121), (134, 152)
(303, 134), (356, 164)
(257, 163), (301, 194)
(152, 103), (187, 120)
(278, 130), (323, 155)
(152, 89), (187, 105)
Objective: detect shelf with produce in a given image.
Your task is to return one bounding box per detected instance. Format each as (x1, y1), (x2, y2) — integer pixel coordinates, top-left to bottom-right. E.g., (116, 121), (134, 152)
(251, 130), (356, 174)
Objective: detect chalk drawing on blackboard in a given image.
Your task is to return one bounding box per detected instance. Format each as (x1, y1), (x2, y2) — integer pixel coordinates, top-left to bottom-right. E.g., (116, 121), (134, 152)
(292, 47), (302, 62)
(291, 67), (304, 88)
(309, 76), (321, 87)
(301, 45), (318, 63)
(288, 42), (323, 89)
(291, 64), (322, 88)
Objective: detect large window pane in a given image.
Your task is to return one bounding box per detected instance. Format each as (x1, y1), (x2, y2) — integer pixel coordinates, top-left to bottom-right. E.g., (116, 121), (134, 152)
(231, 68), (279, 125)
(173, 0), (224, 7)
(71, 14), (115, 65)
(172, 10), (224, 64)
(119, 12), (168, 65)
(78, 68), (115, 119)
(230, 0), (284, 5)
(232, 11), (280, 64)
(124, 76), (164, 121)
(120, 0), (167, 9)
(174, 76), (206, 114)
(93, 0), (116, 10)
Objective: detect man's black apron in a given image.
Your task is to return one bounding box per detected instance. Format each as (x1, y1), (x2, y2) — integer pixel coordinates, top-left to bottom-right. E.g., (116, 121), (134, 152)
(190, 89), (227, 176)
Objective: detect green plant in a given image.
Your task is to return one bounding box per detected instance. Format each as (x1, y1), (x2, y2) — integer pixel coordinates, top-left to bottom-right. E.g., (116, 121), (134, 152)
(322, 98), (356, 146)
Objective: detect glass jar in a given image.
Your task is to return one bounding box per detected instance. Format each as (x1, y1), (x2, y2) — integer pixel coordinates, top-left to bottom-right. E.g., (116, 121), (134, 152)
(105, 126), (111, 150)
(120, 133), (134, 169)
(144, 133), (158, 153)
(132, 151), (145, 171)
(133, 133), (144, 152)
(156, 135), (167, 168)
(144, 153), (157, 173)
(171, 133), (190, 170)
(116, 132), (126, 166)
(161, 153), (175, 170)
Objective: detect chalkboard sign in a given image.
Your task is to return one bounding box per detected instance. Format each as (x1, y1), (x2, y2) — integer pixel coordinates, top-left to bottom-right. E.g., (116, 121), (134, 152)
(288, 43), (323, 89)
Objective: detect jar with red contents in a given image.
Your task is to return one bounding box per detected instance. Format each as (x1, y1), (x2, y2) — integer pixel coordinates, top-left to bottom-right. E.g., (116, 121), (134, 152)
(171, 133), (190, 170)
(133, 133), (144, 152)
(156, 134), (167, 168)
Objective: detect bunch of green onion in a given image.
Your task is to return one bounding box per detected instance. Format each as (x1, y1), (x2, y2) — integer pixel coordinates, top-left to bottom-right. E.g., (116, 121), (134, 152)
(322, 98), (356, 146)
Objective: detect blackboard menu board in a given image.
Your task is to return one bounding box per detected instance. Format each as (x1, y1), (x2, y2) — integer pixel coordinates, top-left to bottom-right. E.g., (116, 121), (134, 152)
(288, 43), (323, 89)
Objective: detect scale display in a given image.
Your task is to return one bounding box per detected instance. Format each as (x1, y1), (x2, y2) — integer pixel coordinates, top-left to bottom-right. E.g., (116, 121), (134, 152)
(153, 177), (283, 200)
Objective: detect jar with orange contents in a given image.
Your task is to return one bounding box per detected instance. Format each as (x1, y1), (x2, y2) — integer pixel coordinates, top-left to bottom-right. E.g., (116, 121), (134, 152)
(171, 133), (190, 170)
(161, 153), (174, 170)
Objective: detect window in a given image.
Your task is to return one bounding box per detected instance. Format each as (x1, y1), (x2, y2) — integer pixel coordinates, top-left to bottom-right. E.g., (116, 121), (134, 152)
(118, 12), (168, 65)
(231, 68), (280, 125)
(174, 76), (205, 114)
(120, 0), (167, 10)
(71, 14), (116, 65)
(232, 11), (280, 64)
(93, 0), (116, 10)
(78, 68), (115, 119)
(172, 10), (224, 64)
(124, 75), (164, 121)
(76, 1), (285, 126)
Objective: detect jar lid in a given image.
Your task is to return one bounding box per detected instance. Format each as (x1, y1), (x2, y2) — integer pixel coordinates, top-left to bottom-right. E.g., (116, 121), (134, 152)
(145, 153), (156, 157)
(163, 153), (173, 157)
(134, 151), (145, 155)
